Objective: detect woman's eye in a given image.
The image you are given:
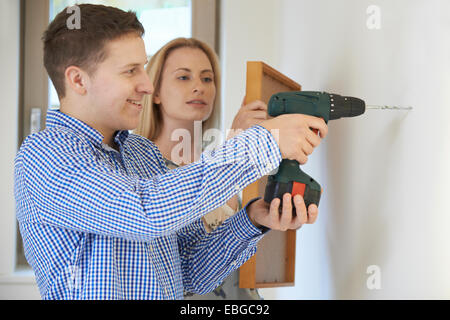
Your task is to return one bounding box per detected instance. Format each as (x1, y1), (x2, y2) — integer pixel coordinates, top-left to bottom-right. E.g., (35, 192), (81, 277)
(203, 77), (213, 83)
(127, 68), (136, 75)
(178, 75), (189, 80)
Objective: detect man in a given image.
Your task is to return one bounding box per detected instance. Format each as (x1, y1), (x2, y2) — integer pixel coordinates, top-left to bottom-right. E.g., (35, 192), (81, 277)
(14, 4), (328, 299)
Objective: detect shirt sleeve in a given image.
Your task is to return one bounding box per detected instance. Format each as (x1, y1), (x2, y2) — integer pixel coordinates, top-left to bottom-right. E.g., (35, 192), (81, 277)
(177, 197), (267, 295)
(15, 125), (281, 242)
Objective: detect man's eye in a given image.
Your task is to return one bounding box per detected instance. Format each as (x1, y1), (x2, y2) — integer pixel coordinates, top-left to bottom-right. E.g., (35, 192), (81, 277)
(127, 68), (137, 74)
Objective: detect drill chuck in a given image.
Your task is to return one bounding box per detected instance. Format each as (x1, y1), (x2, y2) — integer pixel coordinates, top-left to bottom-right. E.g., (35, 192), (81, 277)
(328, 93), (365, 120)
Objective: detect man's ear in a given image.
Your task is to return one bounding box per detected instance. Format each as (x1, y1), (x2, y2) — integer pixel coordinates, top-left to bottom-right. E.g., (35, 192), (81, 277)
(64, 66), (89, 96)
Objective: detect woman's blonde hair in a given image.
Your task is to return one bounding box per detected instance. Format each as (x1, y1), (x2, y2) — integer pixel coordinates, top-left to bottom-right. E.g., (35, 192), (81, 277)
(135, 37), (221, 141)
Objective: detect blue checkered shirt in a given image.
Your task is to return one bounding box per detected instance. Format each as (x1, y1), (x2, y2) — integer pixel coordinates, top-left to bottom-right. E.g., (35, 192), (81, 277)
(14, 110), (282, 300)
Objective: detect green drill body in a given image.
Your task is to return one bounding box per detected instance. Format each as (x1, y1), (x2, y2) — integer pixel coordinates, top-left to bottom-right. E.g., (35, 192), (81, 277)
(264, 91), (366, 209)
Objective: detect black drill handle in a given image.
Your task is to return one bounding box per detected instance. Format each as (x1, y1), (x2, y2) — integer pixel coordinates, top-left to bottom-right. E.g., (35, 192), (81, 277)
(264, 160), (322, 214)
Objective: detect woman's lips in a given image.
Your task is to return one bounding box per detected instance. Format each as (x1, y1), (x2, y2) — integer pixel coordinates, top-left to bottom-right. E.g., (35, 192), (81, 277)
(186, 99), (207, 107)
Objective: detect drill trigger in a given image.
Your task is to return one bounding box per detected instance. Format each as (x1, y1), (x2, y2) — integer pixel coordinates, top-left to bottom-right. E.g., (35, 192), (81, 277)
(292, 181), (306, 197)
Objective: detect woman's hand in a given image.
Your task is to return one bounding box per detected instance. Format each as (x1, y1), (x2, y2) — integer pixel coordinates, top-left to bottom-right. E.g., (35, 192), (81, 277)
(226, 195), (239, 212)
(227, 97), (268, 139)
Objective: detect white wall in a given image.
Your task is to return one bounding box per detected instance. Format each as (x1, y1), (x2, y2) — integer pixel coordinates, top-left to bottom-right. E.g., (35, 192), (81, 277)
(0, 0), (41, 299)
(219, 0), (281, 131)
(0, 0), (20, 276)
(221, 0), (450, 299)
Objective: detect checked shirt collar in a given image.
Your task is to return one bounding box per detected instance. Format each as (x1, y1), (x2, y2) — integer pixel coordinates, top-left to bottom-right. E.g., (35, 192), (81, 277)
(45, 109), (130, 151)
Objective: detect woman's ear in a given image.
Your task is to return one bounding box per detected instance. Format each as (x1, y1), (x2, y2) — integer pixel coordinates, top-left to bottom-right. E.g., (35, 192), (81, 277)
(153, 92), (161, 104)
(65, 66), (88, 96)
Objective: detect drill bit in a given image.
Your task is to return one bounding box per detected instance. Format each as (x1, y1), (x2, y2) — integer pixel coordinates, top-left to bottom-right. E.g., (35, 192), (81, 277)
(366, 105), (413, 110)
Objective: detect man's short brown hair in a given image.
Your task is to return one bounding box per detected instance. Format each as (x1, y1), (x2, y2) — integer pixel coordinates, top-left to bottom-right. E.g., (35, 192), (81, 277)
(43, 4), (145, 99)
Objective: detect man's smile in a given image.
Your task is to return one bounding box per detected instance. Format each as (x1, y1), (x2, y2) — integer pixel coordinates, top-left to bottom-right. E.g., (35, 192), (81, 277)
(127, 99), (143, 110)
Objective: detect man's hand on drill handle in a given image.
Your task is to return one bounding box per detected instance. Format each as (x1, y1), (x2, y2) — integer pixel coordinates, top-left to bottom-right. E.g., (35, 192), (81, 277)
(247, 193), (318, 231)
(227, 97), (329, 165)
(260, 114), (328, 164)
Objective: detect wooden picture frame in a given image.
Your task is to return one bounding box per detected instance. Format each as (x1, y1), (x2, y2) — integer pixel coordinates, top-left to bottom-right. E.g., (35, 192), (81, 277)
(239, 61), (301, 288)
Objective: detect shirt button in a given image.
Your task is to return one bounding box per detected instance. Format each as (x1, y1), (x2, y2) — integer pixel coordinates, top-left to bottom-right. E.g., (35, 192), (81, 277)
(266, 162), (272, 170)
(235, 185), (240, 191)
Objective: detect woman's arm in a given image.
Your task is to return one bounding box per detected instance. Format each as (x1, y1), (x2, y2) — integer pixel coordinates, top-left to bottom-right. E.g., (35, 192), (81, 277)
(226, 195), (239, 212)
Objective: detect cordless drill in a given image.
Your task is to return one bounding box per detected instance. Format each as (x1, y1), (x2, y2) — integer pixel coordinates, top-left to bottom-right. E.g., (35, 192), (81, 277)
(264, 91), (366, 210)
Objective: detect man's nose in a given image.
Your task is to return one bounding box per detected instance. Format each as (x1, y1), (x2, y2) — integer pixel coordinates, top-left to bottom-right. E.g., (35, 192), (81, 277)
(137, 72), (154, 95)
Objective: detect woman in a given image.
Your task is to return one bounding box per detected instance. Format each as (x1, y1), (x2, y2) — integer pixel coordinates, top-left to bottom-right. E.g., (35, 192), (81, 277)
(135, 37), (268, 299)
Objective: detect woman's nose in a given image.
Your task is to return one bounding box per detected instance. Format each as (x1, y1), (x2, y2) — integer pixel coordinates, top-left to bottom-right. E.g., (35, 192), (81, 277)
(192, 79), (205, 94)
